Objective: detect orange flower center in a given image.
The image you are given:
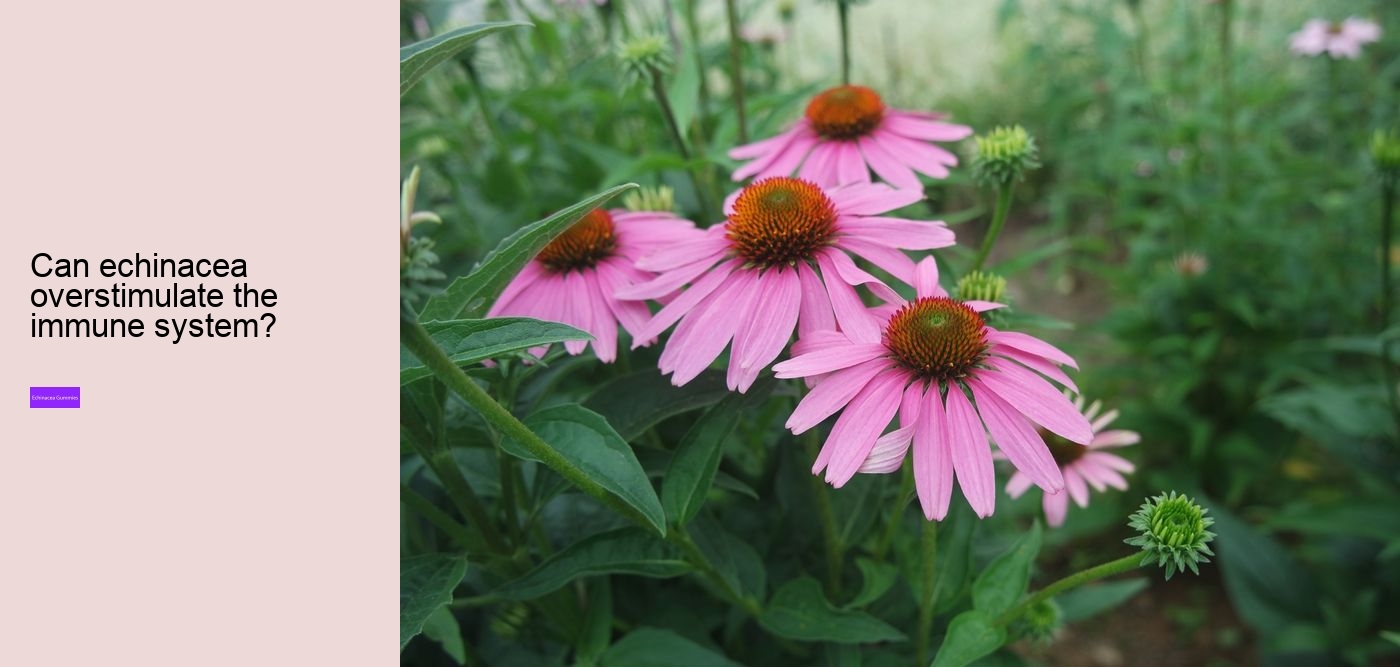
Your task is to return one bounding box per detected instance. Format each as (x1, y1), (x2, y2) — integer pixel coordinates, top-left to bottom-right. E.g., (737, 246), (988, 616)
(883, 297), (988, 381)
(725, 177), (838, 268)
(537, 208), (617, 272)
(805, 85), (886, 140)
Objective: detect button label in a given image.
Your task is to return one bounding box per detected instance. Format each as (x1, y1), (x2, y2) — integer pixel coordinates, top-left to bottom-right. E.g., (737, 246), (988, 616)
(30, 387), (80, 408)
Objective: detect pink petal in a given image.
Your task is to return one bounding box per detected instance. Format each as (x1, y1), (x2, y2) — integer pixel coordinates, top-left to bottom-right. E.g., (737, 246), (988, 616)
(729, 127), (799, 160)
(832, 140), (871, 186)
(992, 346), (1079, 393)
(560, 272), (591, 355)
(882, 112), (974, 142)
(772, 343), (887, 378)
(733, 127), (816, 181)
(487, 261), (548, 317)
(1005, 471), (1033, 499)
(944, 387), (996, 518)
(821, 247), (903, 303)
(634, 233), (731, 272)
(913, 257), (943, 298)
(816, 252), (882, 343)
(987, 330), (1079, 369)
(839, 216), (955, 250)
(581, 270), (618, 362)
(1042, 490), (1069, 527)
(1084, 451), (1135, 476)
(818, 372), (907, 487)
(857, 135), (921, 189)
(729, 268), (803, 392)
(1090, 409), (1120, 433)
(660, 270), (758, 385)
(1073, 460), (1108, 492)
(785, 359), (891, 434)
(1090, 429), (1140, 449)
(632, 259), (740, 343)
(1064, 468), (1090, 508)
(791, 330), (851, 357)
(978, 359), (1095, 444)
(968, 379), (1064, 493)
(616, 254), (721, 301)
(914, 385), (955, 520)
(837, 237), (917, 286)
(871, 130), (951, 179)
(595, 260), (655, 342)
(798, 141), (841, 186)
(828, 183), (924, 215)
(859, 383), (924, 473)
(797, 262), (836, 337)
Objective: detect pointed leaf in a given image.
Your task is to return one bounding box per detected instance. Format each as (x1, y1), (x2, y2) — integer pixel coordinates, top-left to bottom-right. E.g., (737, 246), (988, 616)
(662, 379), (773, 524)
(400, 317), (589, 385)
(971, 522), (1042, 617)
(419, 184), (638, 321)
(848, 557), (899, 608)
(601, 627), (742, 667)
(400, 554), (468, 650)
(400, 21), (533, 96)
(931, 610), (1007, 667)
(584, 370), (730, 442)
(759, 577), (907, 644)
(1056, 578), (1149, 623)
(495, 528), (690, 600)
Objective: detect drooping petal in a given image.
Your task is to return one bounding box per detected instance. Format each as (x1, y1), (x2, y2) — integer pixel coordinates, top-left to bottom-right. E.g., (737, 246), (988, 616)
(837, 237), (917, 286)
(634, 233), (732, 272)
(871, 130), (951, 179)
(729, 267), (803, 392)
(798, 141), (841, 186)
(632, 259), (741, 344)
(913, 256), (943, 299)
(818, 372), (907, 487)
(944, 387), (996, 518)
(487, 261), (548, 317)
(857, 135), (921, 189)
(816, 251), (882, 343)
(988, 330), (1079, 369)
(616, 254), (722, 301)
(913, 385), (955, 520)
(595, 260), (655, 343)
(797, 262), (837, 337)
(828, 183), (924, 215)
(661, 270), (758, 385)
(1063, 468), (1090, 508)
(881, 113), (973, 142)
(839, 216), (955, 250)
(859, 382), (926, 474)
(993, 346), (1079, 393)
(1005, 471), (1034, 499)
(1042, 490), (1069, 527)
(977, 359), (1094, 444)
(729, 127), (799, 160)
(1084, 451), (1136, 475)
(785, 358), (890, 433)
(1090, 408), (1121, 433)
(967, 379), (1064, 493)
(581, 269), (618, 362)
(832, 140), (872, 186)
(772, 343), (888, 378)
(1089, 429), (1140, 449)
(820, 247), (903, 304)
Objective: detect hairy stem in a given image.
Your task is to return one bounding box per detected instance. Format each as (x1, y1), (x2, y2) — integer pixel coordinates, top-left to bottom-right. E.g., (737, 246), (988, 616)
(994, 553), (1143, 627)
(838, 1), (851, 85)
(647, 64), (717, 224)
(803, 429), (844, 599)
(972, 185), (1015, 272)
(724, 0), (748, 144)
(915, 521), (939, 665)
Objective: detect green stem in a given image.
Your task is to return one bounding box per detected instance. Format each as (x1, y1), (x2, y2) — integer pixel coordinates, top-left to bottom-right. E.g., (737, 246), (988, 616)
(401, 484), (478, 550)
(1217, 0), (1235, 203)
(872, 467), (913, 562)
(400, 316), (663, 535)
(972, 185), (1015, 272)
(671, 528), (764, 617)
(915, 521), (939, 666)
(498, 448), (524, 548)
(838, 1), (851, 85)
(647, 64), (717, 224)
(464, 64), (531, 200)
(407, 435), (508, 555)
(724, 0), (749, 144)
(803, 429), (844, 599)
(1381, 174), (1399, 437)
(994, 553), (1143, 627)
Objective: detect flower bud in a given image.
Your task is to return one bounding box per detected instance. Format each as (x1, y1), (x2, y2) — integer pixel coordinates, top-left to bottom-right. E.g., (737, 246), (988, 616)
(617, 34), (672, 84)
(972, 125), (1041, 188)
(1124, 491), (1216, 580)
(1372, 128), (1400, 174)
(622, 185), (676, 213)
(955, 270), (1007, 304)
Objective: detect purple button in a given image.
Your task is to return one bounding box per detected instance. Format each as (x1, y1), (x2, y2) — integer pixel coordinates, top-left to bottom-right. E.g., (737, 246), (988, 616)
(31, 387), (80, 408)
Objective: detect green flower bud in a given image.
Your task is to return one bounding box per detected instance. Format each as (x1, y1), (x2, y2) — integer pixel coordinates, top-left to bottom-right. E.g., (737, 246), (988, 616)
(616, 34), (672, 85)
(972, 125), (1041, 188)
(777, 0), (796, 21)
(622, 185), (676, 213)
(1372, 128), (1400, 173)
(1019, 598), (1062, 642)
(1124, 491), (1216, 580)
(955, 270), (1007, 303)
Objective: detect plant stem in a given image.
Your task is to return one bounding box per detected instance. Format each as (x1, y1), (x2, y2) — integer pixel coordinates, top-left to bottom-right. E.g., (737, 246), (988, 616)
(972, 185), (1015, 272)
(401, 484), (478, 550)
(803, 429), (844, 599)
(872, 467), (913, 562)
(647, 64), (717, 224)
(671, 527), (764, 617)
(498, 448), (524, 548)
(838, 1), (851, 85)
(994, 553), (1143, 627)
(464, 62), (531, 200)
(1381, 174), (1400, 437)
(914, 521), (939, 666)
(400, 316), (663, 535)
(1217, 0), (1235, 203)
(724, 0), (749, 144)
(406, 434), (508, 555)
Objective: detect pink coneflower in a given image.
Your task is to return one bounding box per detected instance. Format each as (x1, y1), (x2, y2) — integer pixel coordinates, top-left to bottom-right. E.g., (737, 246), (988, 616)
(1006, 395), (1138, 527)
(619, 177), (953, 392)
(488, 208), (699, 362)
(728, 85), (972, 190)
(1290, 17), (1382, 59)
(771, 258), (1092, 520)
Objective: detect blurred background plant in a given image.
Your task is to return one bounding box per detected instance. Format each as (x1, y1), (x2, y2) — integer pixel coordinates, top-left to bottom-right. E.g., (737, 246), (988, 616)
(401, 1), (1400, 665)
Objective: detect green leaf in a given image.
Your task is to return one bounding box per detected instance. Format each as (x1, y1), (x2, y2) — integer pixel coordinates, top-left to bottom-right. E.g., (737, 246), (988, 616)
(576, 578), (614, 666)
(759, 577), (907, 644)
(584, 370), (730, 442)
(931, 504), (978, 614)
(848, 557), (899, 608)
(502, 403), (668, 535)
(421, 607), (466, 665)
(688, 515), (767, 601)
(495, 528), (690, 600)
(400, 21), (532, 96)
(1205, 500), (1320, 634)
(418, 184), (638, 322)
(662, 379), (774, 524)
(971, 522), (1042, 617)
(666, 36), (701, 137)
(601, 627), (742, 667)
(931, 610), (1007, 667)
(1056, 578), (1149, 623)
(400, 554), (468, 650)
(400, 317), (590, 385)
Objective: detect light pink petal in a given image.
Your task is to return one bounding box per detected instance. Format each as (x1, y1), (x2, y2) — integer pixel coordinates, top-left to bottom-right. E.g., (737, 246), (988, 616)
(659, 271), (756, 385)
(1090, 429), (1140, 449)
(752, 130), (821, 181)
(633, 259), (741, 343)
(967, 301), (1005, 312)
(797, 262), (837, 337)
(871, 130), (951, 179)
(816, 251), (883, 343)
(832, 140), (872, 186)
(1089, 408), (1120, 433)
(729, 127), (799, 160)
(839, 216), (955, 250)
(1080, 458), (1130, 491)
(616, 253), (722, 301)
(729, 268), (803, 392)
(1042, 490), (1069, 527)
(817, 372), (907, 486)
(944, 387), (996, 518)
(790, 330), (851, 357)
(821, 247), (903, 304)
(967, 379), (1064, 493)
(837, 237), (917, 286)
(785, 359), (891, 434)
(857, 135), (921, 189)
(1073, 461), (1108, 492)
(560, 272), (591, 355)
(1063, 468), (1090, 508)
(987, 330), (1079, 369)
(1341, 17), (1381, 44)
(634, 234), (731, 271)
(772, 343), (887, 378)
(859, 383), (925, 474)
(486, 261), (548, 318)
(798, 141), (841, 186)
(913, 257), (943, 298)
(598, 264), (658, 345)
(882, 112), (974, 142)
(993, 346), (1079, 393)
(1005, 471), (1034, 499)
(978, 359), (1094, 444)
(1084, 451), (1136, 476)
(828, 183), (925, 215)
(1327, 39), (1362, 59)
(581, 270), (618, 362)
(913, 385), (955, 520)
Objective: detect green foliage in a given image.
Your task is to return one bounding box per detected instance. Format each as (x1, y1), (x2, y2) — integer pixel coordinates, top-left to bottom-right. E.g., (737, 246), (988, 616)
(495, 528), (690, 600)
(400, 554), (467, 650)
(931, 611), (1006, 667)
(399, 317), (588, 385)
(971, 522), (1042, 617)
(400, 21), (532, 96)
(758, 577), (907, 644)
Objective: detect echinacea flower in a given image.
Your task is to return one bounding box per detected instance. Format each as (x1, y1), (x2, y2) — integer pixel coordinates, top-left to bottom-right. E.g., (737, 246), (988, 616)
(620, 177), (953, 392)
(1290, 17), (1381, 59)
(488, 207), (699, 362)
(771, 258), (1092, 520)
(728, 85), (972, 189)
(1005, 394), (1139, 527)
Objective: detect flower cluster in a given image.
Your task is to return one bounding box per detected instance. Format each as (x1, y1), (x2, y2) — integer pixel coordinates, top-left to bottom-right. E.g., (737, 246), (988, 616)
(1289, 17), (1381, 60)
(490, 85), (1137, 522)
